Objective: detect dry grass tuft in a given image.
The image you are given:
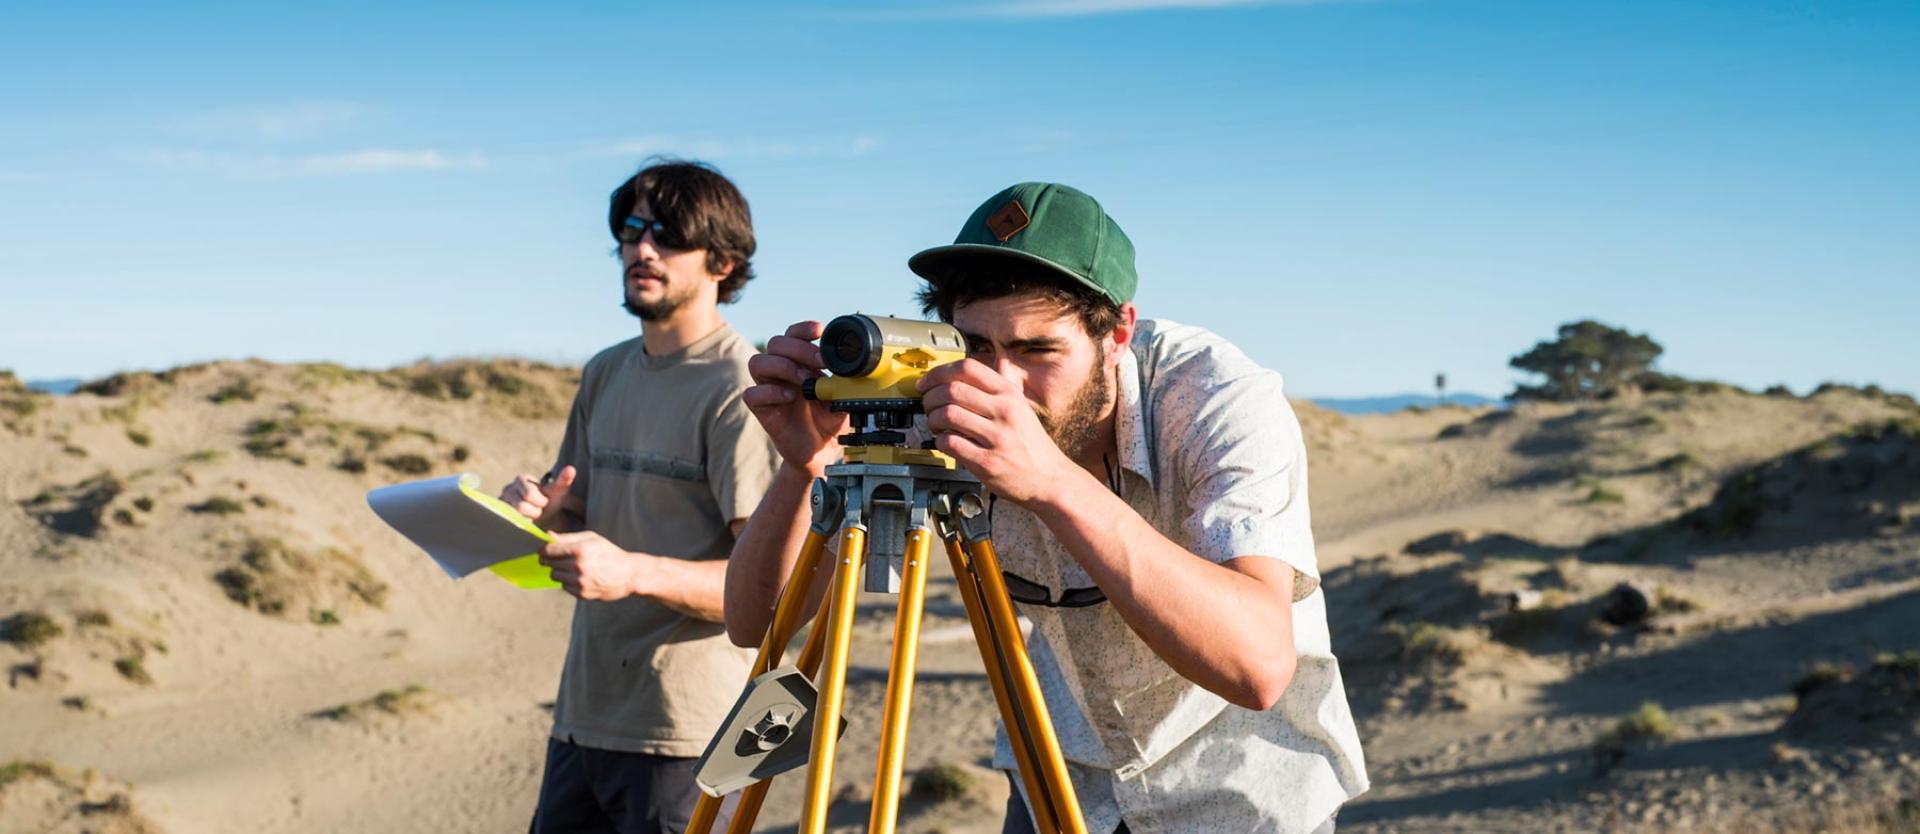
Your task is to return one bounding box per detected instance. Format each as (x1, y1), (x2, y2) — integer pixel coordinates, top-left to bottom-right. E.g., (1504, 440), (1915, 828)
(312, 684), (435, 721)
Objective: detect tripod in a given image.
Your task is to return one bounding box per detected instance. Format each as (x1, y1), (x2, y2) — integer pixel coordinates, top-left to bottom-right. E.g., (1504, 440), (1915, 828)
(686, 417), (1088, 834)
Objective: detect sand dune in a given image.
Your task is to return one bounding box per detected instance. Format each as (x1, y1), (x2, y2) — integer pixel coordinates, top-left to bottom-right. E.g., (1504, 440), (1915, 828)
(3, 363), (1917, 833)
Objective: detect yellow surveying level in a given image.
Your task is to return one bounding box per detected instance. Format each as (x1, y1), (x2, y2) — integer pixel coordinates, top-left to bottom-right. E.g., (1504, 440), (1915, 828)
(684, 315), (1088, 834)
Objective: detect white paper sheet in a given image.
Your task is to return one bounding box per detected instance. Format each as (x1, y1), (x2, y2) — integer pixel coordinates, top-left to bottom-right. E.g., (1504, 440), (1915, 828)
(366, 473), (552, 580)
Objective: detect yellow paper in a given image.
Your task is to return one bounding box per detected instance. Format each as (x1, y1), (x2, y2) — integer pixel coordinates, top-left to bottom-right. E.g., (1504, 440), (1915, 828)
(457, 477), (562, 589)
(486, 553), (562, 590)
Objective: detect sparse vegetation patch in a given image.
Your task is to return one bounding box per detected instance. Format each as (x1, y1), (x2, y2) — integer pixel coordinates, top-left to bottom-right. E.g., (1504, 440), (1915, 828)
(1382, 621), (1469, 668)
(2, 611), (64, 647)
(214, 537), (388, 618)
(380, 453), (433, 475)
(1783, 649), (1920, 740)
(114, 652), (152, 685)
(208, 377), (259, 404)
(190, 495), (246, 515)
(909, 762), (976, 804)
(0, 370), (49, 431)
(1594, 700), (1675, 766)
(22, 472), (126, 537)
(313, 684), (434, 721)
(242, 403), (442, 469)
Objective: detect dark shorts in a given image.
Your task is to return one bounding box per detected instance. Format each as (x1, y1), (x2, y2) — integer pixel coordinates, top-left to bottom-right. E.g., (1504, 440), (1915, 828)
(530, 738), (737, 834)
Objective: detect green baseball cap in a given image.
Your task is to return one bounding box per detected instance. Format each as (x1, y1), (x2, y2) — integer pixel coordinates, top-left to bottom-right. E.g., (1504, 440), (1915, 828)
(908, 182), (1137, 306)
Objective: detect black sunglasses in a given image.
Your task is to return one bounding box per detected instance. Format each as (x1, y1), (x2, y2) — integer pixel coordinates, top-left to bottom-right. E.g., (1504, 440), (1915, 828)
(1001, 570), (1107, 609)
(616, 215), (685, 249)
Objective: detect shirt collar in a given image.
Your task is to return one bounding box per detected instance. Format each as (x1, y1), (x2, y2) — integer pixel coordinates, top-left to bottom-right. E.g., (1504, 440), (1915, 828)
(1112, 344), (1155, 488)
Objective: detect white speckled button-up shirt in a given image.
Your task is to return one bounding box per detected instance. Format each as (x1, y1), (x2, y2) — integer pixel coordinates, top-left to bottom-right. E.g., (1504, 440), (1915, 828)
(989, 319), (1368, 834)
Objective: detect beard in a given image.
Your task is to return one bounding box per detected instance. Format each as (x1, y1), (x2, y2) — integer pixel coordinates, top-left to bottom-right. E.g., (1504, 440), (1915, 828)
(1034, 345), (1112, 461)
(623, 293), (682, 322)
(621, 269), (696, 322)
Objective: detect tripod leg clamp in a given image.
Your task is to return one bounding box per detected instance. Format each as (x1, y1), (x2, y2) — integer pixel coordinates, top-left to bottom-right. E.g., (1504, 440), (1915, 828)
(807, 479), (843, 537)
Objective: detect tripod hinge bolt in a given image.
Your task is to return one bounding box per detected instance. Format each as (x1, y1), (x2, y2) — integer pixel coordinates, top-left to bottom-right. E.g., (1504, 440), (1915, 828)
(955, 492), (986, 520)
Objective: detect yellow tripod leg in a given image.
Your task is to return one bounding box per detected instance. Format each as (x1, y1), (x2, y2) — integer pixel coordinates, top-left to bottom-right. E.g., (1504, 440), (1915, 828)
(966, 539), (1088, 834)
(724, 588), (839, 834)
(868, 526), (935, 834)
(798, 525), (868, 834)
(685, 529), (833, 834)
(944, 539), (1063, 834)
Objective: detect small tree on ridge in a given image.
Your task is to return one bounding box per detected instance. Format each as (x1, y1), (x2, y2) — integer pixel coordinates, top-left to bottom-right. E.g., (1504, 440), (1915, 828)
(1509, 320), (1663, 402)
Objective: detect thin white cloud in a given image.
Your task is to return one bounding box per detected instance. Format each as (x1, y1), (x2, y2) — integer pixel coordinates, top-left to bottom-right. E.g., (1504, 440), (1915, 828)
(299, 149), (485, 175)
(170, 101), (363, 140)
(138, 147), (486, 178)
(862, 0), (1360, 18)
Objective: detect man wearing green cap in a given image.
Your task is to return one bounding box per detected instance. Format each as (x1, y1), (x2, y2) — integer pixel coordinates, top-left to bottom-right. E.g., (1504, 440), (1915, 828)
(727, 183), (1368, 833)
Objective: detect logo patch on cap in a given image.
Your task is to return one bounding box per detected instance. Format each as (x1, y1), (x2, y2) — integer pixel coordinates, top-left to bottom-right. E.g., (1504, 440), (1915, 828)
(986, 199), (1031, 242)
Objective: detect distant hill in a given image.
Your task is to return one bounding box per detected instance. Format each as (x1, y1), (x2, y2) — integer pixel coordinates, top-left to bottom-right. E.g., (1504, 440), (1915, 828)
(25, 377), (82, 394)
(1309, 392), (1502, 415)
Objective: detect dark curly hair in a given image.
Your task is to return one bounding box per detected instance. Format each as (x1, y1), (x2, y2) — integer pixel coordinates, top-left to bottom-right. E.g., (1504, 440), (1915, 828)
(916, 259), (1121, 339)
(607, 158), (757, 303)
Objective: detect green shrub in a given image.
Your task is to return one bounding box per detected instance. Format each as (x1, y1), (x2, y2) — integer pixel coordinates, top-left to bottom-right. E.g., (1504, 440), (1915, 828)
(190, 496), (246, 515)
(316, 685), (432, 721)
(214, 567), (282, 614)
(1655, 452), (1698, 472)
(1382, 621), (1468, 667)
(1872, 650), (1920, 674)
(0, 760), (56, 788)
(208, 378), (259, 404)
(2, 611), (64, 647)
(372, 685), (428, 713)
(126, 429), (151, 447)
(485, 369), (531, 396)
(1653, 586), (1701, 614)
(114, 654), (151, 685)
(1595, 701), (1674, 760)
(910, 762), (975, 803)
(1681, 468), (1767, 537)
(1584, 484), (1625, 504)
(1791, 661), (1854, 700)
(381, 454), (433, 475)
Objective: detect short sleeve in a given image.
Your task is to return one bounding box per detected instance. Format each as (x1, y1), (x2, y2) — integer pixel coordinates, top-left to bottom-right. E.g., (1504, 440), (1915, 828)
(706, 391), (780, 525)
(554, 368), (596, 504)
(1171, 369), (1320, 602)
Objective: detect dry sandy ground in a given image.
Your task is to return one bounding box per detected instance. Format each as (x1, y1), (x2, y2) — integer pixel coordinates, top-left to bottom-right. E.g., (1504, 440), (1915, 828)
(2, 362), (1917, 833)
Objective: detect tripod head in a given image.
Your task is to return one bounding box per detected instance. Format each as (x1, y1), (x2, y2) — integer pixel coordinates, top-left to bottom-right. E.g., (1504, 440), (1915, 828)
(801, 313), (965, 450)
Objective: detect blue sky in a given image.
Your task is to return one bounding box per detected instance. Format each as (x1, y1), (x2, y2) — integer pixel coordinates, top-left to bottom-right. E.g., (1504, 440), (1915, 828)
(2, 0), (1915, 398)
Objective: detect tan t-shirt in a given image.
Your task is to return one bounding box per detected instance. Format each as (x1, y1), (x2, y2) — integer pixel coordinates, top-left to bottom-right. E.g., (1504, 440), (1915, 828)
(548, 324), (778, 755)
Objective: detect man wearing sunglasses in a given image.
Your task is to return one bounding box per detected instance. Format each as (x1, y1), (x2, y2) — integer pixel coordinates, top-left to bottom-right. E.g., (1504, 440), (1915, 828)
(728, 183), (1367, 834)
(498, 159), (777, 834)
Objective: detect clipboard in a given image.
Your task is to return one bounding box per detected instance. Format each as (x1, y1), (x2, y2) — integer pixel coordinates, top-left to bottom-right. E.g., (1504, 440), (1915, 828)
(366, 473), (561, 589)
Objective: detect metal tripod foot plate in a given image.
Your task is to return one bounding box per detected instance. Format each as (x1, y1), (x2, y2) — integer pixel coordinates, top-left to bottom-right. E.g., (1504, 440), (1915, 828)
(693, 666), (847, 797)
